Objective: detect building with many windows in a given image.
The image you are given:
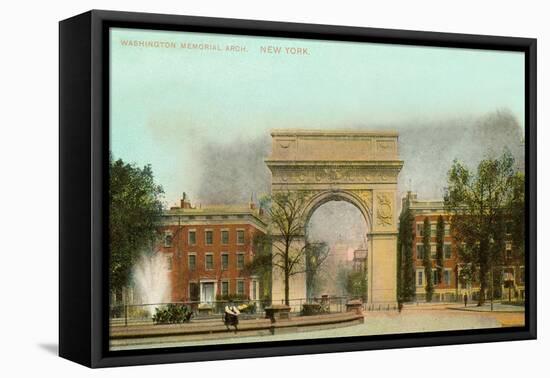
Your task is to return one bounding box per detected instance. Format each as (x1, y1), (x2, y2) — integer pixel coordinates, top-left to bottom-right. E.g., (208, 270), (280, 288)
(352, 249), (367, 272)
(401, 191), (525, 302)
(157, 195), (267, 304)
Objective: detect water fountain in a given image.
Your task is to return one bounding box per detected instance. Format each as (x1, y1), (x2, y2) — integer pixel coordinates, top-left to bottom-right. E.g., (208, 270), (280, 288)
(132, 251), (171, 316)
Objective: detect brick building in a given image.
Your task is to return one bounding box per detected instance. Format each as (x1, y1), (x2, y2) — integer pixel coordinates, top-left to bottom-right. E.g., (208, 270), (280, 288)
(402, 192), (525, 302)
(157, 195), (267, 304)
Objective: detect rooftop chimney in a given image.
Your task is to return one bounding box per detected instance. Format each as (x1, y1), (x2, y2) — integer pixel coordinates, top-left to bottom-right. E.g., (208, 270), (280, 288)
(180, 192), (192, 209)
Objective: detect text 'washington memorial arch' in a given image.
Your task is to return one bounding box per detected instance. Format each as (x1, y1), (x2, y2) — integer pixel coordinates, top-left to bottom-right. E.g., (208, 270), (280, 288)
(265, 130), (404, 307)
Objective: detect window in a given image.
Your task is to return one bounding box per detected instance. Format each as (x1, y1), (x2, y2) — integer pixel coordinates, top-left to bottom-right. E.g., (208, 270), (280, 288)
(444, 244), (452, 259)
(205, 230), (213, 245)
(430, 223), (437, 233)
(416, 223), (424, 237)
(237, 280), (244, 295)
(188, 254), (196, 271)
(164, 232), (173, 247)
(416, 245), (424, 260)
(444, 223), (450, 236)
(188, 230), (196, 245)
(221, 281), (229, 296)
(237, 253), (245, 269)
(417, 270), (423, 286)
(444, 270), (451, 286)
(205, 253), (214, 270)
(237, 230), (245, 244)
(221, 230), (229, 244)
(166, 256), (173, 271)
(221, 253), (229, 270)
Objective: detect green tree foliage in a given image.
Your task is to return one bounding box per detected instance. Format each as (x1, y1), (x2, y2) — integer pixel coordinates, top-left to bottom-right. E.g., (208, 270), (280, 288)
(422, 217), (433, 302)
(444, 150), (521, 305)
(397, 195), (415, 302)
(244, 233), (273, 300)
(436, 215), (445, 283)
(109, 155), (164, 294)
(346, 269), (368, 301)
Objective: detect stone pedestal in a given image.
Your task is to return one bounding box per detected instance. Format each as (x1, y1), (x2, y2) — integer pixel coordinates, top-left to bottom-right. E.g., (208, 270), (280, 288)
(265, 305), (291, 323)
(197, 305), (213, 316)
(346, 300), (364, 315)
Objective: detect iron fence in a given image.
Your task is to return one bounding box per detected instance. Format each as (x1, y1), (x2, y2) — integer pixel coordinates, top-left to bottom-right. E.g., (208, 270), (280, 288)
(110, 296), (354, 326)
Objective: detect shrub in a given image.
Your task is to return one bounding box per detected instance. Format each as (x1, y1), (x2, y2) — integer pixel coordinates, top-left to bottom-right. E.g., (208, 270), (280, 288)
(301, 303), (328, 316)
(152, 304), (193, 324)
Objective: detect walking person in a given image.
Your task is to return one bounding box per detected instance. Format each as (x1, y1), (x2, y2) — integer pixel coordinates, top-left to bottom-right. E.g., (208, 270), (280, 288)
(463, 292), (468, 307)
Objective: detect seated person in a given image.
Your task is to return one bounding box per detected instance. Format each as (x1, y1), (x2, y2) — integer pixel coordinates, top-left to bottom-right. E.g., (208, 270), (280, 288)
(224, 302), (241, 332)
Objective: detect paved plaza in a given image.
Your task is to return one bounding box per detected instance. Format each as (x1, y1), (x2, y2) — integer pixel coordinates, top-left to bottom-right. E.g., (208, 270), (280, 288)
(111, 305), (525, 351)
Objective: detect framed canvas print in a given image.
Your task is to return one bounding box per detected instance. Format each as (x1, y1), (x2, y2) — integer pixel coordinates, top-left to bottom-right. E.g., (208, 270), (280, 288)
(59, 10), (536, 368)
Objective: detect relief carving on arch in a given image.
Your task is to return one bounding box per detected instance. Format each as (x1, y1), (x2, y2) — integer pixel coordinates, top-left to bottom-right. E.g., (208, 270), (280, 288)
(376, 192), (393, 227)
(271, 167), (397, 185)
(353, 190), (372, 212)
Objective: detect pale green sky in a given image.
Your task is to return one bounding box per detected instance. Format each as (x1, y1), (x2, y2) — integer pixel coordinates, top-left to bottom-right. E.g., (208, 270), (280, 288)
(110, 27), (525, 207)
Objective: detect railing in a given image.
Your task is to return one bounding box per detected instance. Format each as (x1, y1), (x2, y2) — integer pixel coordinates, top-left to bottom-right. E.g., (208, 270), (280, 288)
(110, 296), (354, 326)
(272, 296), (351, 314)
(110, 299), (265, 326)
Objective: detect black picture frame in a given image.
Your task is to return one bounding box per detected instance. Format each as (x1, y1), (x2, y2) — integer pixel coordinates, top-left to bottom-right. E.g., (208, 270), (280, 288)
(59, 9), (537, 368)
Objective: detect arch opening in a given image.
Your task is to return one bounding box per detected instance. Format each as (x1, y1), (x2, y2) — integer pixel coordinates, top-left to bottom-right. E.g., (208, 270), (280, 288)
(305, 200), (368, 300)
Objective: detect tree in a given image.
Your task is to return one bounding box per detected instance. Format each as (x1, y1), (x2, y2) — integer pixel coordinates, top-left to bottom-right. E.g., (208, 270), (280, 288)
(422, 217), (434, 302)
(258, 190), (327, 305)
(305, 242), (330, 299)
(444, 151), (518, 306)
(244, 233), (274, 301)
(397, 194), (415, 302)
(509, 172), (526, 292)
(109, 155), (164, 295)
(436, 215), (445, 285)
(489, 209), (506, 305)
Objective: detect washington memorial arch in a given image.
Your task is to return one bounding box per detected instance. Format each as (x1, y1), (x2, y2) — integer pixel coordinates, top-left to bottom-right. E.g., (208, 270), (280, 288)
(265, 130), (403, 307)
